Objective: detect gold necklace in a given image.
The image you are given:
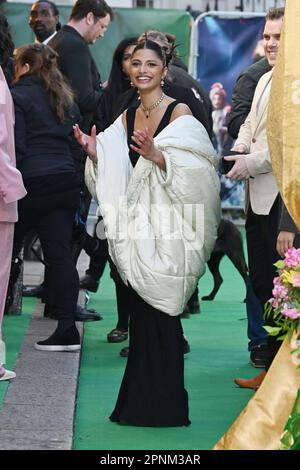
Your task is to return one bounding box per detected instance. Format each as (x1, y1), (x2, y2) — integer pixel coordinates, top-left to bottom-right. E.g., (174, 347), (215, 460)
(141, 93), (165, 118)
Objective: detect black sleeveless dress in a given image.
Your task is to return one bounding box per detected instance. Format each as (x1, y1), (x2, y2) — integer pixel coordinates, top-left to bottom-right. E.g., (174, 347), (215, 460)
(109, 102), (191, 427)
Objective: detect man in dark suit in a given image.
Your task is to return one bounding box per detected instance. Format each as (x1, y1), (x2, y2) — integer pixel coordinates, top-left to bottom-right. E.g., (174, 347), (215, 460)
(49, 0), (112, 139)
(28, 0), (61, 44)
(48, 0), (113, 321)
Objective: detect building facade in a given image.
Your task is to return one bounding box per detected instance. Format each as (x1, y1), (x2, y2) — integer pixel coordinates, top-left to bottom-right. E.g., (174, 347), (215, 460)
(132, 0), (285, 10)
(5, 0), (285, 10)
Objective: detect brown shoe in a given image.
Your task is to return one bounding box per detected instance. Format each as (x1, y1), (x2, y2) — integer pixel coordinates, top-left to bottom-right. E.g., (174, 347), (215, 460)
(234, 371), (266, 390)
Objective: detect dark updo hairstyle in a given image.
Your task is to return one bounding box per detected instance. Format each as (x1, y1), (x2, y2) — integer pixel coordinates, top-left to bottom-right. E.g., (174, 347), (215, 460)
(14, 43), (74, 123)
(0, 13), (15, 67)
(138, 30), (177, 62)
(131, 39), (171, 67)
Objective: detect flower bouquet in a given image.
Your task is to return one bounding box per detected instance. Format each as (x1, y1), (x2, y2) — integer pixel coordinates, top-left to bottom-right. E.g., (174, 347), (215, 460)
(265, 247), (300, 450)
(265, 247), (300, 354)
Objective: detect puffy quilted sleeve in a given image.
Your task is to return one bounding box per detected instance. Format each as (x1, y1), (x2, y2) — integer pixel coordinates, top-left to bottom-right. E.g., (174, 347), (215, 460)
(85, 158), (98, 203)
(154, 145), (221, 261)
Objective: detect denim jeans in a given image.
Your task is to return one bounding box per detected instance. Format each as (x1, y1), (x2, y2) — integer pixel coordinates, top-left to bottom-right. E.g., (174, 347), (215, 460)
(246, 281), (268, 351)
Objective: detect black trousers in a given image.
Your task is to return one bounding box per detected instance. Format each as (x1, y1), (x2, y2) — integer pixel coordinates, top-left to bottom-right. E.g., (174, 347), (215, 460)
(72, 183), (92, 263)
(85, 220), (108, 281)
(110, 284), (190, 427)
(245, 197), (280, 365)
(13, 188), (80, 320)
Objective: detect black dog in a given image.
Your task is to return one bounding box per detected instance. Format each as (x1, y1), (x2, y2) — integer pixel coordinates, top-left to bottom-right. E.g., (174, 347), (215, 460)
(202, 219), (249, 301)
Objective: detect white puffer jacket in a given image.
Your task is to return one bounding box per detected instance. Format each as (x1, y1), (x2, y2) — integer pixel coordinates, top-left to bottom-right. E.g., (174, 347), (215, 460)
(85, 114), (220, 315)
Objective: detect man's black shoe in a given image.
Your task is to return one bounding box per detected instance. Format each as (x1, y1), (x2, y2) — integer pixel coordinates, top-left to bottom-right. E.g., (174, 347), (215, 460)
(79, 274), (99, 293)
(23, 284), (44, 298)
(43, 304), (102, 321)
(250, 344), (270, 368)
(75, 305), (102, 322)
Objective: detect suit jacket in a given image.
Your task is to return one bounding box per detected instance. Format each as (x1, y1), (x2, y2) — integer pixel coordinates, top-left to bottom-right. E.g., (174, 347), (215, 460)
(227, 57), (272, 139)
(0, 67), (26, 223)
(49, 25), (102, 134)
(167, 63), (213, 136)
(234, 70), (278, 215)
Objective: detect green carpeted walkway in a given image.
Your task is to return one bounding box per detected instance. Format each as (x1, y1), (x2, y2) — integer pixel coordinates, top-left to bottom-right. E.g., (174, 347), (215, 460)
(0, 298), (35, 408)
(74, 245), (255, 450)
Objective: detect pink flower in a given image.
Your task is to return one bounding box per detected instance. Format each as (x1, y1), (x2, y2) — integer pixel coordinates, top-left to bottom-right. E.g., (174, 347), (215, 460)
(272, 284), (288, 300)
(284, 247), (300, 268)
(267, 258), (300, 338)
(292, 272), (300, 287)
(281, 304), (300, 320)
(273, 276), (281, 285)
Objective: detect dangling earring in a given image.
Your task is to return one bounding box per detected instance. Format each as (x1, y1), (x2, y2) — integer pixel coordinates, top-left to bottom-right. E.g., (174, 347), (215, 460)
(161, 79), (165, 87)
(130, 81), (135, 88)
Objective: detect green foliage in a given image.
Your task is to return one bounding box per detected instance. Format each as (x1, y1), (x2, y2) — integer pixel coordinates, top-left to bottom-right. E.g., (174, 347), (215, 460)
(280, 389), (300, 450)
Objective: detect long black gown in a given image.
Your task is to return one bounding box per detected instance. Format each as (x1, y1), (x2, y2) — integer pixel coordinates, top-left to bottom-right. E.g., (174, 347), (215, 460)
(109, 101), (191, 427)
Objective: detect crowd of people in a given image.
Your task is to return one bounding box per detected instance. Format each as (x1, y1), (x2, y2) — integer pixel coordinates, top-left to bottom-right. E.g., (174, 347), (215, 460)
(0, 0), (298, 442)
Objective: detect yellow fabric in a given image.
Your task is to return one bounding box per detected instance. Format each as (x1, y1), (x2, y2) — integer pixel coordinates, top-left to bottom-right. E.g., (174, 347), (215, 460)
(267, 1), (300, 230)
(213, 335), (300, 450)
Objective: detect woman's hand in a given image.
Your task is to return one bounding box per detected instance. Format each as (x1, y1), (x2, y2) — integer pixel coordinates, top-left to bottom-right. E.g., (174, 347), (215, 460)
(130, 128), (166, 170)
(73, 124), (97, 163)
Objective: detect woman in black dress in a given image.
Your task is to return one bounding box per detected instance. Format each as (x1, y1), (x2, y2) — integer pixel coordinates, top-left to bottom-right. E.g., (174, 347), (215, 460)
(75, 40), (220, 426)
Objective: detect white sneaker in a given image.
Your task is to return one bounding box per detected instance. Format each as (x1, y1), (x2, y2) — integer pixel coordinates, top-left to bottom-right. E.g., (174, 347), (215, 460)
(0, 369), (16, 381)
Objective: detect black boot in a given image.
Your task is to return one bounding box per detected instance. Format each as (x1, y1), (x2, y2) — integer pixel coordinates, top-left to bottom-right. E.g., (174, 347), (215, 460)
(35, 322), (80, 352)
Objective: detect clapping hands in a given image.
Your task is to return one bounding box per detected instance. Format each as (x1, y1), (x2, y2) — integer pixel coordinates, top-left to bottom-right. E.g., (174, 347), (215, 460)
(130, 128), (156, 161)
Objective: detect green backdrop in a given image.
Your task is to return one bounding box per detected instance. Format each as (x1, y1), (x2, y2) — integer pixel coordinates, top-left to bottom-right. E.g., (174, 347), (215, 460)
(1, 3), (192, 81)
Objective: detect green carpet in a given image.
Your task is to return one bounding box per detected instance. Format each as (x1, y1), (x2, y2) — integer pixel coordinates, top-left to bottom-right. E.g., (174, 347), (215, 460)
(74, 239), (256, 450)
(0, 298), (34, 407)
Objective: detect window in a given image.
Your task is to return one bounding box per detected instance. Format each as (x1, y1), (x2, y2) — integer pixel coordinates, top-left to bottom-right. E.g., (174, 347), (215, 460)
(134, 0), (154, 7)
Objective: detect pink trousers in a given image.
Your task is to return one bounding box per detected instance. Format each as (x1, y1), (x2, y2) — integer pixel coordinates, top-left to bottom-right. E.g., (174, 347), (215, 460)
(0, 222), (14, 339)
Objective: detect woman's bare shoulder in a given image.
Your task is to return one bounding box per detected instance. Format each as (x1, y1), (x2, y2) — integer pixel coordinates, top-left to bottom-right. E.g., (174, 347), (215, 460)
(170, 103), (193, 122)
